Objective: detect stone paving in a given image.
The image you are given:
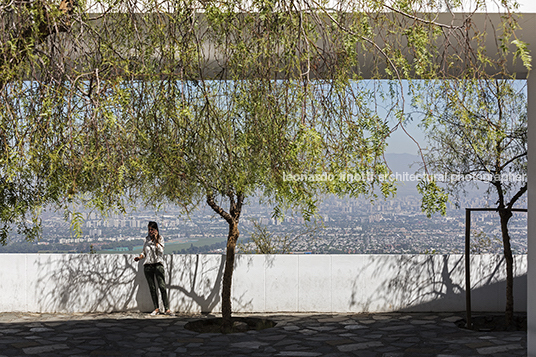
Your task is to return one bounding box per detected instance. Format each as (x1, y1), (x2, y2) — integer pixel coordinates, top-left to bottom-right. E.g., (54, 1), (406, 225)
(0, 311), (527, 356)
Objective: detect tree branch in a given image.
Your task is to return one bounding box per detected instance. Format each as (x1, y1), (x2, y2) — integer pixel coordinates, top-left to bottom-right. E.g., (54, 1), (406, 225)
(499, 151), (527, 172)
(381, 3), (466, 30)
(231, 192), (244, 222)
(507, 182), (527, 211)
(207, 194), (233, 225)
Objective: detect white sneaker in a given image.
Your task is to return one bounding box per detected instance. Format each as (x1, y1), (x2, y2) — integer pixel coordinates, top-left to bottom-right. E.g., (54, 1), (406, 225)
(150, 309), (159, 316)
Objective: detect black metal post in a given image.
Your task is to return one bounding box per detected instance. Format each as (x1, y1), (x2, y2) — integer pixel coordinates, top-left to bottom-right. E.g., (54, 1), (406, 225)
(465, 208), (472, 329)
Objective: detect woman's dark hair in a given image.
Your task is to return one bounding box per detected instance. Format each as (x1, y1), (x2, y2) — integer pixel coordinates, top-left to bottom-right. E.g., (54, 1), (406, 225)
(148, 221), (161, 243)
(148, 221), (159, 233)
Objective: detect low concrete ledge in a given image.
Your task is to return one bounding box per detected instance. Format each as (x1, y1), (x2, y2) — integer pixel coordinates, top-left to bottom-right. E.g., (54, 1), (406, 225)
(0, 253), (526, 314)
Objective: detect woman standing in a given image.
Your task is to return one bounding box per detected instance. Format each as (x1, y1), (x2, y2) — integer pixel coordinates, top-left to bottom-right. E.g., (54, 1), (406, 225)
(135, 221), (173, 316)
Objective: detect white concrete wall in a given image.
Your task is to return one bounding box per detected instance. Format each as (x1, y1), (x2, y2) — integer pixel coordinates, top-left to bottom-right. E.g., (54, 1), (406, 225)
(527, 64), (536, 356)
(0, 253), (526, 314)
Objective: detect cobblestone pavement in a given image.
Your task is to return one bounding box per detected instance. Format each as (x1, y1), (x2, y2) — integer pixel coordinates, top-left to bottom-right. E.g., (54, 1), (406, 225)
(0, 311), (527, 356)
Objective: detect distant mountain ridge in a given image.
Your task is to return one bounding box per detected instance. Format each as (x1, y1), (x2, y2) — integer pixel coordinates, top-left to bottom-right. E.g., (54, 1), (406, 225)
(383, 154), (511, 202)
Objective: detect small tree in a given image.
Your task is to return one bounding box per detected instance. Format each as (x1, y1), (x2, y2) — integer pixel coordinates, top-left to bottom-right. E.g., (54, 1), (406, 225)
(238, 220), (320, 254)
(417, 78), (527, 326)
(130, 77), (392, 330)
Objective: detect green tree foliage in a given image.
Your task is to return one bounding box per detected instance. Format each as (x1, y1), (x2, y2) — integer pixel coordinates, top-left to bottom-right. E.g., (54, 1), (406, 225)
(417, 78), (527, 326)
(0, 0), (529, 330)
(470, 230), (503, 255)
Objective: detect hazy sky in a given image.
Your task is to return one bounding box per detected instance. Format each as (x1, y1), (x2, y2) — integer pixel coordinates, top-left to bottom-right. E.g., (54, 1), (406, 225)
(508, 0), (536, 12)
(385, 120), (426, 155)
(386, 80), (528, 155)
(385, 0), (534, 154)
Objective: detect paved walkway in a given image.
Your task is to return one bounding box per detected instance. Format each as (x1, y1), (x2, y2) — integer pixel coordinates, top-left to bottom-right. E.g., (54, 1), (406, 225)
(0, 311), (526, 356)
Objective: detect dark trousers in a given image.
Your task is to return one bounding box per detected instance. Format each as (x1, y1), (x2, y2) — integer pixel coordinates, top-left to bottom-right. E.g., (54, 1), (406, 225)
(143, 263), (169, 311)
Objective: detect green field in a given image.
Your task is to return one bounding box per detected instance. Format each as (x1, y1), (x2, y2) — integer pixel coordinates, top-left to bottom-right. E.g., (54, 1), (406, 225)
(98, 237), (226, 254)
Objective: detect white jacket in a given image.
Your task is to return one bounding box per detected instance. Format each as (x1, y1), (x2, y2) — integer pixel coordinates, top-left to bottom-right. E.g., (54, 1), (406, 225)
(141, 235), (165, 265)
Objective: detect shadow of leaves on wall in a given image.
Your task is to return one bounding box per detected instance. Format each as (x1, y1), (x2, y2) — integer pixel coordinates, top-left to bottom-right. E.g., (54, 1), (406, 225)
(26, 253), (526, 314)
(347, 254), (526, 312)
(34, 254), (225, 313)
(167, 254), (224, 313)
(34, 254), (140, 312)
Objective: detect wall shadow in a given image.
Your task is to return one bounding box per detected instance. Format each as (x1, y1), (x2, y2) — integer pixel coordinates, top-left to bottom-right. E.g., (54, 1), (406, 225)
(26, 253), (527, 314)
(167, 254), (225, 313)
(33, 254), (225, 314)
(34, 254), (140, 313)
(348, 254), (527, 313)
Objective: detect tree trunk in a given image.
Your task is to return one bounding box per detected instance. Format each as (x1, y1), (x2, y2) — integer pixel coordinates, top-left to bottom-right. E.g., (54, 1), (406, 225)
(499, 208), (514, 326)
(221, 220), (239, 333)
(206, 193), (243, 333)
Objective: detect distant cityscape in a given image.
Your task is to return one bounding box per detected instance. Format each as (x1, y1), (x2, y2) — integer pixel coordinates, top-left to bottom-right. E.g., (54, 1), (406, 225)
(1, 154), (527, 255)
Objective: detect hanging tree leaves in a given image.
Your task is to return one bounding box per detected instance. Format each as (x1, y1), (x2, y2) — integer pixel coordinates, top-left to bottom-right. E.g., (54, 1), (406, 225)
(0, 0), (530, 329)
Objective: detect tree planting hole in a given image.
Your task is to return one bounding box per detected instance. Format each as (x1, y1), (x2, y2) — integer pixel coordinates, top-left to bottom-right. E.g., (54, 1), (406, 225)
(184, 317), (276, 334)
